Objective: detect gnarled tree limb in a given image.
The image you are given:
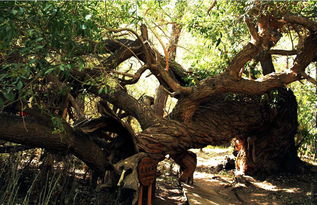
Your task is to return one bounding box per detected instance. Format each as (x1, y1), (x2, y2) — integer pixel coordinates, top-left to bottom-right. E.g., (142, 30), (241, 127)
(0, 113), (110, 173)
(284, 15), (317, 31)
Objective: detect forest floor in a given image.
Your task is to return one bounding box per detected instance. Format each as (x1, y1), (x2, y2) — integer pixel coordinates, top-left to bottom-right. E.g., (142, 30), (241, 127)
(155, 147), (317, 205)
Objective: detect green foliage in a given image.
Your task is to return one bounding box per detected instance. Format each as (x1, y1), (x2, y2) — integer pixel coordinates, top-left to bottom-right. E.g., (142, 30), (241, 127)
(179, 1), (249, 77)
(290, 79), (317, 158)
(51, 116), (65, 134)
(0, 1), (139, 110)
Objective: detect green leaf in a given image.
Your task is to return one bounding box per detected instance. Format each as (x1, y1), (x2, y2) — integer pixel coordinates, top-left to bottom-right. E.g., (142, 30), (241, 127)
(35, 37), (44, 42)
(81, 24), (87, 30)
(44, 67), (55, 74)
(78, 63), (85, 71)
(3, 91), (15, 101)
(11, 9), (18, 15)
(28, 59), (37, 64)
(35, 45), (44, 50)
(16, 81), (23, 90)
(59, 65), (65, 71)
(85, 14), (92, 20)
(98, 86), (107, 94)
(0, 74), (8, 81)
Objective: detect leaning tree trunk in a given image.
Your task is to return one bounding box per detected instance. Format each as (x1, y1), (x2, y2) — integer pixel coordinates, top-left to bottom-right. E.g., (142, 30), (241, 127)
(137, 87), (300, 177)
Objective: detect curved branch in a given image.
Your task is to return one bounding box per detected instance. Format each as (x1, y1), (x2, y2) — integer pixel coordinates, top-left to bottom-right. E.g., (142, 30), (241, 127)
(97, 89), (159, 129)
(226, 43), (261, 78)
(150, 64), (192, 95)
(0, 113), (109, 173)
(192, 33), (317, 101)
(120, 65), (149, 85)
(101, 40), (143, 70)
(284, 15), (317, 31)
(72, 69), (160, 129)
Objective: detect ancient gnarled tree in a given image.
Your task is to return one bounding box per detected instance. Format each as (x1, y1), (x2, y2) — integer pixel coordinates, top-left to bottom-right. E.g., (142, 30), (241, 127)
(1, 1), (317, 204)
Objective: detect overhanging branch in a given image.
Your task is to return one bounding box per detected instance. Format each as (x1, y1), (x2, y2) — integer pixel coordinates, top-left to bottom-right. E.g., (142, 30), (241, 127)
(284, 15), (317, 31)
(0, 113), (109, 173)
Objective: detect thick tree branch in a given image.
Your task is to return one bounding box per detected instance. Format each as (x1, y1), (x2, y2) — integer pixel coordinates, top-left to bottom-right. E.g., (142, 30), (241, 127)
(72, 69), (160, 129)
(0, 113), (109, 173)
(290, 34), (317, 73)
(97, 89), (160, 129)
(226, 43), (261, 78)
(245, 17), (260, 44)
(284, 15), (317, 31)
(101, 40), (143, 70)
(258, 51), (275, 75)
(150, 64), (192, 95)
(188, 33), (317, 102)
(67, 93), (86, 120)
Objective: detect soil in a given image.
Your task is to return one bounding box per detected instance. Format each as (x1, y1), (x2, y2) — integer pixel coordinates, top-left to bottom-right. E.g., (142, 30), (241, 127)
(155, 147), (317, 205)
(0, 147), (316, 204)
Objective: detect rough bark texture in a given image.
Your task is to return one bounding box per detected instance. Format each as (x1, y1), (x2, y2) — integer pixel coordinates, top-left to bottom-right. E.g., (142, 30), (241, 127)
(0, 113), (109, 173)
(137, 86), (300, 176)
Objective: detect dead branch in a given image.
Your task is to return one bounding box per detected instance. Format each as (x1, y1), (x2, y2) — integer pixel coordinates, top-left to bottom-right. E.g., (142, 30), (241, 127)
(144, 24), (170, 71)
(140, 24), (157, 65)
(110, 70), (136, 78)
(107, 28), (143, 43)
(101, 40), (143, 70)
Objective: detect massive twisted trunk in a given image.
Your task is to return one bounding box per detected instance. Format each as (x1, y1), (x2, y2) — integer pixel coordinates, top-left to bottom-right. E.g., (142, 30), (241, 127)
(136, 87), (299, 176)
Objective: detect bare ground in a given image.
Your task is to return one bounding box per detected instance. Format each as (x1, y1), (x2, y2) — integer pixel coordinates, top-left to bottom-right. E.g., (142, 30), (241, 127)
(155, 147), (317, 205)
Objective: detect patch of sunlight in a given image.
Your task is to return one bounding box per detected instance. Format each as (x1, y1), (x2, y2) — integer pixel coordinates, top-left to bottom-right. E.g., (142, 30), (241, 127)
(190, 199), (204, 205)
(194, 172), (214, 180)
(199, 146), (232, 153)
(253, 181), (301, 194)
(169, 189), (181, 194)
(253, 181), (279, 191)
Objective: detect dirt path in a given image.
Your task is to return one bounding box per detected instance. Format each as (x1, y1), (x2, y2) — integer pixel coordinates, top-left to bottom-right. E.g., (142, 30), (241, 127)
(156, 147), (317, 205)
